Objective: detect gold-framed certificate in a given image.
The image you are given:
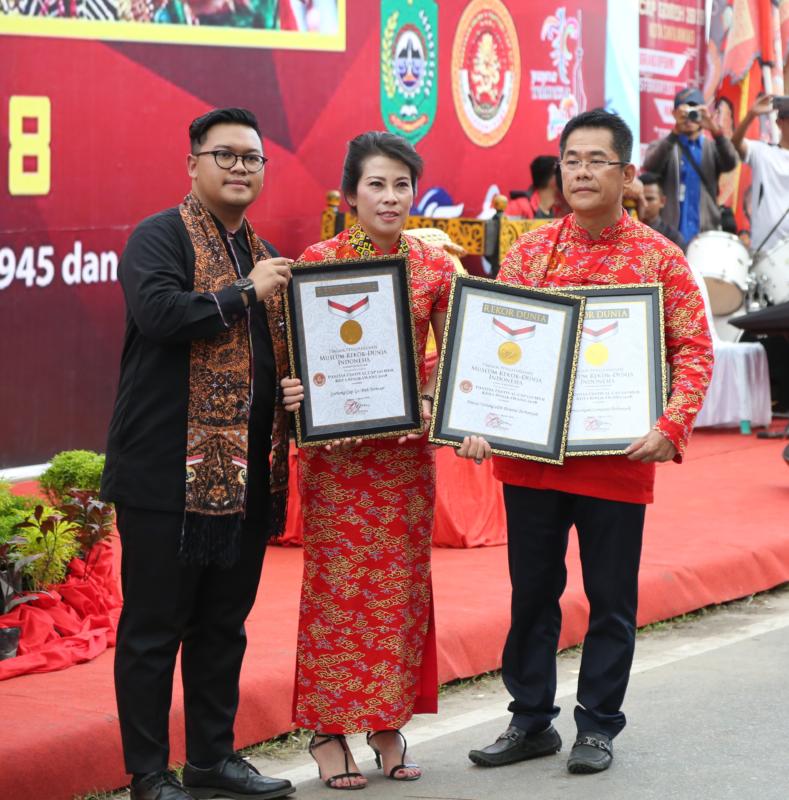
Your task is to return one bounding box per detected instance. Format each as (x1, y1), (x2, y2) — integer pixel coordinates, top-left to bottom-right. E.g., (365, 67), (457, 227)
(429, 275), (585, 464)
(565, 284), (667, 455)
(285, 255), (422, 446)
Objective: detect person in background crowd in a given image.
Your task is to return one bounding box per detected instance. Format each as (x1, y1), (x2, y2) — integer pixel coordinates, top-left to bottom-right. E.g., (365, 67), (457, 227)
(638, 171), (687, 252)
(732, 94), (789, 414)
(731, 94), (789, 255)
(506, 155), (569, 219)
(643, 87), (738, 244)
(101, 108), (298, 800)
(468, 109), (713, 776)
(285, 131), (490, 791)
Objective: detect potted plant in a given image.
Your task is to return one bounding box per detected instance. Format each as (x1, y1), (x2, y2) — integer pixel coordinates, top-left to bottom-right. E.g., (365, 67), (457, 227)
(59, 490), (115, 579)
(39, 450), (105, 505)
(14, 505), (79, 590)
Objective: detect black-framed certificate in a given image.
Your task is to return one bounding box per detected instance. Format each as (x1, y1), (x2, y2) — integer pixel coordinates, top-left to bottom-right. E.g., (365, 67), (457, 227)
(429, 275), (585, 464)
(565, 284), (667, 455)
(285, 255), (422, 446)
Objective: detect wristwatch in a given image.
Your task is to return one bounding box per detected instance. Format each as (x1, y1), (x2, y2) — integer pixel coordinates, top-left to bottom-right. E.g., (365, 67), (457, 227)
(233, 277), (257, 305)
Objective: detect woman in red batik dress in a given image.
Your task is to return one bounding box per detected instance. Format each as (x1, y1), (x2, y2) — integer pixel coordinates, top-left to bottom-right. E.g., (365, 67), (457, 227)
(288, 132), (490, 790)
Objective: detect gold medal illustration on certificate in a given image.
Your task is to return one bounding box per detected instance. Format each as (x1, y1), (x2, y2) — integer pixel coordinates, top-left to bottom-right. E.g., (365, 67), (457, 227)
(582, 320), (618, 365)
(327, 296), (370, 345)
(492, 317), (536, 365)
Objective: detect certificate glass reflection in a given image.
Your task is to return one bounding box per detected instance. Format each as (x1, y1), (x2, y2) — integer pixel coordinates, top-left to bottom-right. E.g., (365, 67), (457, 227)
(285, 255), (422, 445)
(430, 276), (584, 463)
(565, 284), (667, 455)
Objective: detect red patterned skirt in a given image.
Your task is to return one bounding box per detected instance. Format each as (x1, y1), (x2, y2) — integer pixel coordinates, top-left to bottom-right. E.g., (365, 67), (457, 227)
(293, 437), (438, 733)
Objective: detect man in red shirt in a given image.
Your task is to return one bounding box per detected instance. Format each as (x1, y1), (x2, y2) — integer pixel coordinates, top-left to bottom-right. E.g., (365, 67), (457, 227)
(468, 109), (712, 775)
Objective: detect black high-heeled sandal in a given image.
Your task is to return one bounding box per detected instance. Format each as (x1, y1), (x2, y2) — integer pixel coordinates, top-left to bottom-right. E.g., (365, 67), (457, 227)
(366, 729), (422, 781)
(308, 733), (366, 790)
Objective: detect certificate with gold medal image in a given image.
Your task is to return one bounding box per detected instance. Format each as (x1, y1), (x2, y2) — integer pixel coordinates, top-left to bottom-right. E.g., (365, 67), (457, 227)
(285, 255), (422, 446)
(429, 276), (585, 464)
(565, 284), (667, 455)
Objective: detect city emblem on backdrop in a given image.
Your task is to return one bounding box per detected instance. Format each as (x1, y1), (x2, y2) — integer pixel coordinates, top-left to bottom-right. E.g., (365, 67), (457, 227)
(451, 0), (521, 147)
(380, 0), (439, 145)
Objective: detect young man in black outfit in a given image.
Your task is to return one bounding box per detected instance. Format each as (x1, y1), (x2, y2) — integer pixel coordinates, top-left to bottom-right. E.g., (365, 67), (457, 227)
(638, 171), (687, 252)
(101, 108), (303, 800)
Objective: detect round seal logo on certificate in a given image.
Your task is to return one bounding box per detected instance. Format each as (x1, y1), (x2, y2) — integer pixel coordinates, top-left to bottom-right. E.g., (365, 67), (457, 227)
(312, 372), (327, 387)
(459, 379), (474, 393)
(451, 0), (521, 147)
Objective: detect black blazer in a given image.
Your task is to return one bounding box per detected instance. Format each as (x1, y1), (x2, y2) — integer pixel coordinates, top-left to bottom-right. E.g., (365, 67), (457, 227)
(100, 207), (278, 514)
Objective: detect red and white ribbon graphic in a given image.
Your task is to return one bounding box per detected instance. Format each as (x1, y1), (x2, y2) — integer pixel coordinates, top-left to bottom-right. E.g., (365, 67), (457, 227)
(327, 296), (370, 319)
(582, 320), (619, 342)
(492, 317), (536, 341)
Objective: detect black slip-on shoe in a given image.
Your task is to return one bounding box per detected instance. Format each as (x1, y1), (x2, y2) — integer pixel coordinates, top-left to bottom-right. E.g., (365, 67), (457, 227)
(130, 770), (193, 800)
(468, 724), (562, 767)
(182, 755), (295, 799)
(567, 731), (613, 774)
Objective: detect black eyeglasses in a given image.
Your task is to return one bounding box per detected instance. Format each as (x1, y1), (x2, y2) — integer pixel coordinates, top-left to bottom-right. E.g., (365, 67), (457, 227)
(194, 150), (268, 172)
(560, 159), (628, 172)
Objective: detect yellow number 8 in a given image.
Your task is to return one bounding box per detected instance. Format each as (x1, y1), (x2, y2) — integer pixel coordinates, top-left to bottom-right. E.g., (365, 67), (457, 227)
(9, 96), (51, 196)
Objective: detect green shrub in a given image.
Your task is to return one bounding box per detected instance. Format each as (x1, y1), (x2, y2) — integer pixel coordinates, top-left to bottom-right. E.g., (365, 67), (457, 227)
(39, 450), (105, 504)
(0, 481), (39, 549)
(14, 506), (79, 589)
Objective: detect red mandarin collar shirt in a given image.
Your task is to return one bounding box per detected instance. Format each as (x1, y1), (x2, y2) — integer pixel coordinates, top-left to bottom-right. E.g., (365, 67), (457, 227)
(493, 210), (713, 504)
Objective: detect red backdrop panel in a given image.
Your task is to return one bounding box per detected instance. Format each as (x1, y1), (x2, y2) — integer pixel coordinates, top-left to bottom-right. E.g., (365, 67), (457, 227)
(0, 1), (606, 466)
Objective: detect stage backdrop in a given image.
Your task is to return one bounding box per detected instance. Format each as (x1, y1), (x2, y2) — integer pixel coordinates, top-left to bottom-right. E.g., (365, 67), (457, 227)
(638, 0), (706, 159)
(0, 0), (606, 468)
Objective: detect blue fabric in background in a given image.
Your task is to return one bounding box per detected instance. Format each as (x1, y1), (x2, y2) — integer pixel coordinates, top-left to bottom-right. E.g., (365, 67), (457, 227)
(678, 135), (703, 242)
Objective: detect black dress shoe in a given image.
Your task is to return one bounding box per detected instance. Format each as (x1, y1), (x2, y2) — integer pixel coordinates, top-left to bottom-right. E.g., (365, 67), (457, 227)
(182, 755), (294, 799)
(567, 731), (613, 774)
(468, 725), (562, 767)
(130, 770), (193, 800)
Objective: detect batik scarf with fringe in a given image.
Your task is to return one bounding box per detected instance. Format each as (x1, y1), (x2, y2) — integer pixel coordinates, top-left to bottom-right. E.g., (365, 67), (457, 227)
(179, 192), (289, 566)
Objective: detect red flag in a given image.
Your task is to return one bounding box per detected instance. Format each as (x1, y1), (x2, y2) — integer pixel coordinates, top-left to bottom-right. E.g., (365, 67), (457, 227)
(711, 0), (778, 231)
(719, 0), (772, 82)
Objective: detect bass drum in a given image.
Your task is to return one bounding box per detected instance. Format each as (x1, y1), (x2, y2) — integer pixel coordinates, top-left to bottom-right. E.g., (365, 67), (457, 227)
(686, 231), (751, 315)
(753, 237), (789, 306)
(712, 308), (746, 342)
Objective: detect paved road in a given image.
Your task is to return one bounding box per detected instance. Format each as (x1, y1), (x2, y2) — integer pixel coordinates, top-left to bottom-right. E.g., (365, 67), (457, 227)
(255, 586), (789, 800)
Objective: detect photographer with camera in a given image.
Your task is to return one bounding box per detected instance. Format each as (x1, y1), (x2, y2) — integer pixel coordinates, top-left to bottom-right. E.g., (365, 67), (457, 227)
(643, 87), (738, 244)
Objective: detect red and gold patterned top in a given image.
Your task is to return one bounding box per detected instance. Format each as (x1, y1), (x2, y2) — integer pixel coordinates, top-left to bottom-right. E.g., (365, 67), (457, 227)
(300, 225), (456, 384)
(493, 211), (713, 504)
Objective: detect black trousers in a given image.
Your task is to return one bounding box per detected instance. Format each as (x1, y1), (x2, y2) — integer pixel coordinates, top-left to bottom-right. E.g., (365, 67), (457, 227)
(114, 506), (268, 775)
(501, 485), (645, 739)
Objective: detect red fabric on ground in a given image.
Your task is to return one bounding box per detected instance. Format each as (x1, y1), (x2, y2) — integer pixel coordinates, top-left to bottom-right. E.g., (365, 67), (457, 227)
(0, 542), (121, 680)
(1, 430), (788, 799)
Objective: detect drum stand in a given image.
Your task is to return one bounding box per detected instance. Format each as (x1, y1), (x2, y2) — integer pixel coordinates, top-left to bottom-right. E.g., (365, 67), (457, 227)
(756, 329), (789, 439)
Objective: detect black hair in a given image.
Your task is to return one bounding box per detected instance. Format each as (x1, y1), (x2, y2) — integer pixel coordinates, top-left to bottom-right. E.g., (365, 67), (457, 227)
(559, 108), (633, 163)
(530, 155), (558, 190)
(341, 131), (424, 208)
(189, 108), (261, 153)
(639, 171), (660, 187)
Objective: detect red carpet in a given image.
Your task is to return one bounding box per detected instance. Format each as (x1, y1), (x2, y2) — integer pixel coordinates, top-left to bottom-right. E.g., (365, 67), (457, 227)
(1, 429), (788, 800)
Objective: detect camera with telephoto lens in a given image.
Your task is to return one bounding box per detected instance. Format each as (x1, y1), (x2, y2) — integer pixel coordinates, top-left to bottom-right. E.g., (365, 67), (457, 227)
(686, 107), (701, 122)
